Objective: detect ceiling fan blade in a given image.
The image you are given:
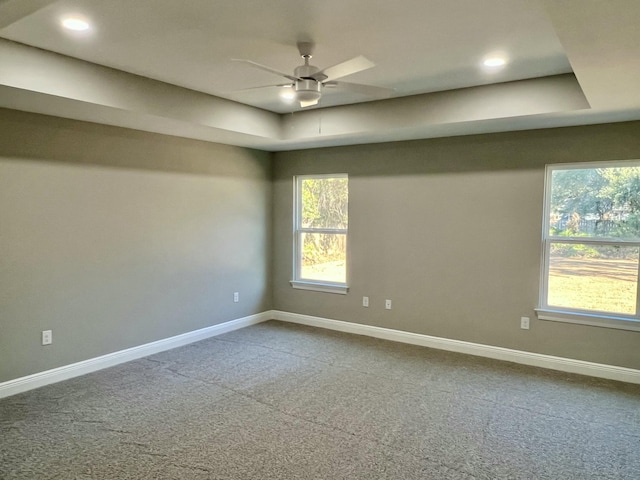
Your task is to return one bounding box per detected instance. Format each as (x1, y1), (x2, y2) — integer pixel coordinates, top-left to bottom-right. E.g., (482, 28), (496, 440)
(232, 59), (301, 82)
(325, 81), (394, 98)
(311, 55), (375, 82)
(232, 83), (292, 93)
(300, 98), (319, 108)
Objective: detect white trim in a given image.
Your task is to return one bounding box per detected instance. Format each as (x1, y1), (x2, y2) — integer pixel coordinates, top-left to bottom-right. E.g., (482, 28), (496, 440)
(272, 310), (640, 385)
(3, 309), (639, 399)
(547, 159), (640, 171)
(0, 312), (272, 399)
(290, 281), (348, 294)
(536, 308), (640, 332)
(298, 228), (347, 235)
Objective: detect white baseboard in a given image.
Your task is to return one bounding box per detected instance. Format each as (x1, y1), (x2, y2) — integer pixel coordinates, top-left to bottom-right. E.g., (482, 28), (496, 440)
(3, 309), (638, 399)
(0, 312), (271, 399)
(272, 310), (640, 385)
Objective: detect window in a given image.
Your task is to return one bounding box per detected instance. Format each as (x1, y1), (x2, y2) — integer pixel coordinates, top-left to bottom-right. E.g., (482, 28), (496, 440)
(537, 161), (640, 331)
(292, 174), (348, 294)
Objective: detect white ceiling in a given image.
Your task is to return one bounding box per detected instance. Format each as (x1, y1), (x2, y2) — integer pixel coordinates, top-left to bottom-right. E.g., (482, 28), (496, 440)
(0, 0), (639, 151)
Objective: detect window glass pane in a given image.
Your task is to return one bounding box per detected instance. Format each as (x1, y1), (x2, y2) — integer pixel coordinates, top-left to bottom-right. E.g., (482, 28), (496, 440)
(547, 243), (639, 315)
(300, 232), (346, 283)
(549, 166), (640, 240)
(301, 177), (348, 229)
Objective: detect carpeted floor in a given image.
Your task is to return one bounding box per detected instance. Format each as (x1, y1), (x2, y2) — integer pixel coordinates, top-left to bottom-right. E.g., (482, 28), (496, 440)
(1, 320), (639, 479)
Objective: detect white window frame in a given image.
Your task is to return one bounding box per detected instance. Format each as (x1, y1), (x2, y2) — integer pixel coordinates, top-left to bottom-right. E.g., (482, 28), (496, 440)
(290, 174), (349, 294)
(536, 160), (640, 332)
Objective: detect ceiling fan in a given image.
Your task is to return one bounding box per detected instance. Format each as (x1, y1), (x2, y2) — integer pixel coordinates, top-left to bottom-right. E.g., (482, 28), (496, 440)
(233, 42), (392, 108)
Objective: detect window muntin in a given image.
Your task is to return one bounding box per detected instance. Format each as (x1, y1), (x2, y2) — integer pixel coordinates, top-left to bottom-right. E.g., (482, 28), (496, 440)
(540, 162), (640, 325)
(293, 175), (348, 290)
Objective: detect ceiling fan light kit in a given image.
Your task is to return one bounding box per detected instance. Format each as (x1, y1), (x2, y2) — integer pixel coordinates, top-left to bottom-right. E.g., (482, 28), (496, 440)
(294, 79), (322, 106)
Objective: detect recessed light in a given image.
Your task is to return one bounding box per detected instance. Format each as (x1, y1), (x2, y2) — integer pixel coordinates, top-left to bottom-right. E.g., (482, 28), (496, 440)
(62, 17), (90, 31)
(483, 57), (506, 67)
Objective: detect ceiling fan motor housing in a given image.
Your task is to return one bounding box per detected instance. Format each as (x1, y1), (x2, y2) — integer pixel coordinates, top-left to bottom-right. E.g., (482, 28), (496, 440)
(294, 62), (320, 79)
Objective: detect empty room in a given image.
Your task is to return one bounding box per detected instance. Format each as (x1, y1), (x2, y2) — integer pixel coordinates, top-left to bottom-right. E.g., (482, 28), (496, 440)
(1, 0), (639, 478)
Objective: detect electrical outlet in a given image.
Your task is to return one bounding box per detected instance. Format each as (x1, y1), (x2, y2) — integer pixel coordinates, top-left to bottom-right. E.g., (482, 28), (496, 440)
(520, 317), (530, 330)
(385, 299), (392, 310)
(362, 296), (369, 307)
(233, 292), (239, 303)
(42, 330), (52, 345)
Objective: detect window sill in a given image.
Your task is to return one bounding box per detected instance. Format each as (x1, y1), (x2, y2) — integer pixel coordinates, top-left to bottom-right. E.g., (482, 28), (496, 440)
(535, 308), (640, 332)
(290, 281), (349, 295)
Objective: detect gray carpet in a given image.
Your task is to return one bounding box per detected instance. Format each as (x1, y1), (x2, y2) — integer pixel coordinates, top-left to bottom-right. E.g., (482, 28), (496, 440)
(1, 320), (639, 479)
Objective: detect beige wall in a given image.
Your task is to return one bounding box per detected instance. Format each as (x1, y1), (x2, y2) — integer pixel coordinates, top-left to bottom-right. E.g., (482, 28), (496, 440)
(273, 122), (640, 369)
(2, 107), (639, 384)
(0, 109), (272, 382)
